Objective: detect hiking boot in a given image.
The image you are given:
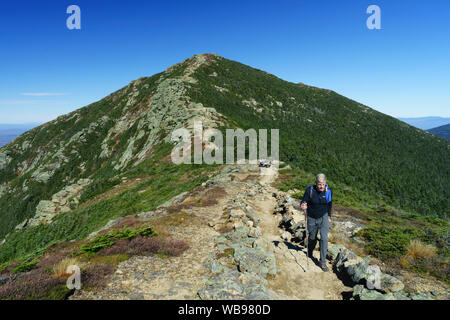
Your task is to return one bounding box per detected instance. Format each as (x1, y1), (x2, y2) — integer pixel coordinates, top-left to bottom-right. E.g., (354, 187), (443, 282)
(320, 264), (329, 272)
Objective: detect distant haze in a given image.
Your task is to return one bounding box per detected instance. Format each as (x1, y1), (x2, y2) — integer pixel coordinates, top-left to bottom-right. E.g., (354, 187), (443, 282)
(0, 123), (41, 147)
(397, 117), (450, 130)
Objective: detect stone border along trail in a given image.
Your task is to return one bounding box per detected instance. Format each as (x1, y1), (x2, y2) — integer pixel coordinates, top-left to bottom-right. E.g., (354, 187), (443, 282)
(72, 163), (356, 300)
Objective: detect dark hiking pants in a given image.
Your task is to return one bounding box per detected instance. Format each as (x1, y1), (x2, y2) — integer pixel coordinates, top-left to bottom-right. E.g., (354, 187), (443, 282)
(307, 215), (330, 265)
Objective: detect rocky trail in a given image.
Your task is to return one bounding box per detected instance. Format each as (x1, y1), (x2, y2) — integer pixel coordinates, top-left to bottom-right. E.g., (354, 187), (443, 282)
(71, 163), (437, 300)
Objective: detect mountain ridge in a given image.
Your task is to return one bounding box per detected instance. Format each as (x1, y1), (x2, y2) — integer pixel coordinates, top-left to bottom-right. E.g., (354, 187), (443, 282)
(0, 53), (448, 269)
(428, 123), (450, 140)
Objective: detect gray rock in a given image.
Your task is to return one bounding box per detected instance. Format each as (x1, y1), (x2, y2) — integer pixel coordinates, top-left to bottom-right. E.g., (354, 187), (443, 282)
(248, 227), (262, 238)
(237, 272), (268, 286)
(0, 151), (12, 170)
(293, 228), (305, 240)
(280, 231), (292, 241)
(245, 209), (260, 227)
(346, 257), (382, 289)
(410, 292), (434, 300)
(393, 291), (411, 300)
(233, 246), (277, 278)
(209, 260), (224, 274)
(352, 285), (394, 300)
(327, 244), (346, 261)
(244, 290), (273, 300)
(289, 222), (303, 232)
(15, 219), (29, 230)
(252, 238), (273, 253)
(380, 273), (404, 293)
(214, 235), (228, 243)
(197, 268), (276, 300)
(216, 244), (232, 252)
(335, 248), (358, 273)
(223, 226), (249, 242)
(198, 269), (246, 300)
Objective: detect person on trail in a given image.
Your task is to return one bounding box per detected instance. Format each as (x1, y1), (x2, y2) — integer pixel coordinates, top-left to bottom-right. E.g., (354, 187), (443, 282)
(300, 173), (332, 272)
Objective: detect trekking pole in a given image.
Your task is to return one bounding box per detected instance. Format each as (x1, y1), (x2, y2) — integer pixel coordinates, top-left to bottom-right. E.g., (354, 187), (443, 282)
(303, 208), (309, 270)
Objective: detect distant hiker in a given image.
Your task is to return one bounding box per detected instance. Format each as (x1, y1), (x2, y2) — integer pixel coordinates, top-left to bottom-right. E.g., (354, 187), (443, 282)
(259, 160), (271, 168)
(300, 173), (332, 271)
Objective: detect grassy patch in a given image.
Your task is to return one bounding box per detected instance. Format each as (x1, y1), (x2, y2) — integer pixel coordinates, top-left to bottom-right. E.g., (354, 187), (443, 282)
(75, 226), (157, 256)
(12, 259), (39, 274)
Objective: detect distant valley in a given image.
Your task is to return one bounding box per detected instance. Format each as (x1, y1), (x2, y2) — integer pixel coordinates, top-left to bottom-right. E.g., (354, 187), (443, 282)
(397, 116), (450, 130)
(0, 124), (41, 147)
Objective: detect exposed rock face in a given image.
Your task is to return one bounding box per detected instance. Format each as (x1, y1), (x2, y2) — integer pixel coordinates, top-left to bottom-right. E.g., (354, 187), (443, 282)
(0, 150), (12, 170)
(16, 179), (91, 229)
(0, 184), (8, 198)
(132, 77), (227, 166)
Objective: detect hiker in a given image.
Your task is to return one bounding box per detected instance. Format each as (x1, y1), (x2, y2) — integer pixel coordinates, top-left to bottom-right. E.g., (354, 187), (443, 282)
(300, 173), (332, 271)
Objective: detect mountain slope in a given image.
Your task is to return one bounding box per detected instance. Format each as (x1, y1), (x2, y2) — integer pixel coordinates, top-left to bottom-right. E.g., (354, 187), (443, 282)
(0, 53), (449, 267)
(428, 123), (450, 140)
(0, 56), (228, 242)
(185, 55), (449, 217)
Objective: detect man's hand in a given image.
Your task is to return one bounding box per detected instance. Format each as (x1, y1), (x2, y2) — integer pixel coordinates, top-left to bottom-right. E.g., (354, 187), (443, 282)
(328, 217), (332, 224)
(300, 202), (307, 210)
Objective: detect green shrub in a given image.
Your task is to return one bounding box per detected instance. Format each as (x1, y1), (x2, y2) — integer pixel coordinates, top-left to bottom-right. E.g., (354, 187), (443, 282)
(76, 226), (157, 255)
(12, 259), (39, 273)
(355, 226), (427, 259)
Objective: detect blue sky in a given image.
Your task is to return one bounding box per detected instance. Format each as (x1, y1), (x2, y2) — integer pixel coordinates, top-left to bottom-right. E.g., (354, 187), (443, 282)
(0, 0), (449, 123)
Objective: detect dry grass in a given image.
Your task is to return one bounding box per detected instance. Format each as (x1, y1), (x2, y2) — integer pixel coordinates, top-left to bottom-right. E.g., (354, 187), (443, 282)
(399, 255), (410, 268)
(113, 216), (145, 229)
(405, 239), (437, 259)
(203, 186), (227, 199)
(149, 211), (195, 237)
(163, 186), (225, 217)
(53, 258), (81, 278)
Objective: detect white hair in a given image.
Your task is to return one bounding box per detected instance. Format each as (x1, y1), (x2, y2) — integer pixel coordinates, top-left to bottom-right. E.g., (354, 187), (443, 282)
(315, 173), (327, 184)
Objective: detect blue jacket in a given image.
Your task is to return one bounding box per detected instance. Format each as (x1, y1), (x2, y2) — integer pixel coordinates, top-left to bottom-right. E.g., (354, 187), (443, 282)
(301, 184), (332, 219)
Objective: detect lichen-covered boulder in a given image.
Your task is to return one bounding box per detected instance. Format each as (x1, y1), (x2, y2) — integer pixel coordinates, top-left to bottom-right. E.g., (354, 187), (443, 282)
(380, 273), (405, 293)
(233, 246), (277, 278)
(327, 244), (346, 261)
(352, 284), (395, 300)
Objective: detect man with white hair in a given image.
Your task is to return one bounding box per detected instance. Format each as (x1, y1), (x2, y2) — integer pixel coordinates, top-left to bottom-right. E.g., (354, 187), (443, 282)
(300, 173), (332, 271)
